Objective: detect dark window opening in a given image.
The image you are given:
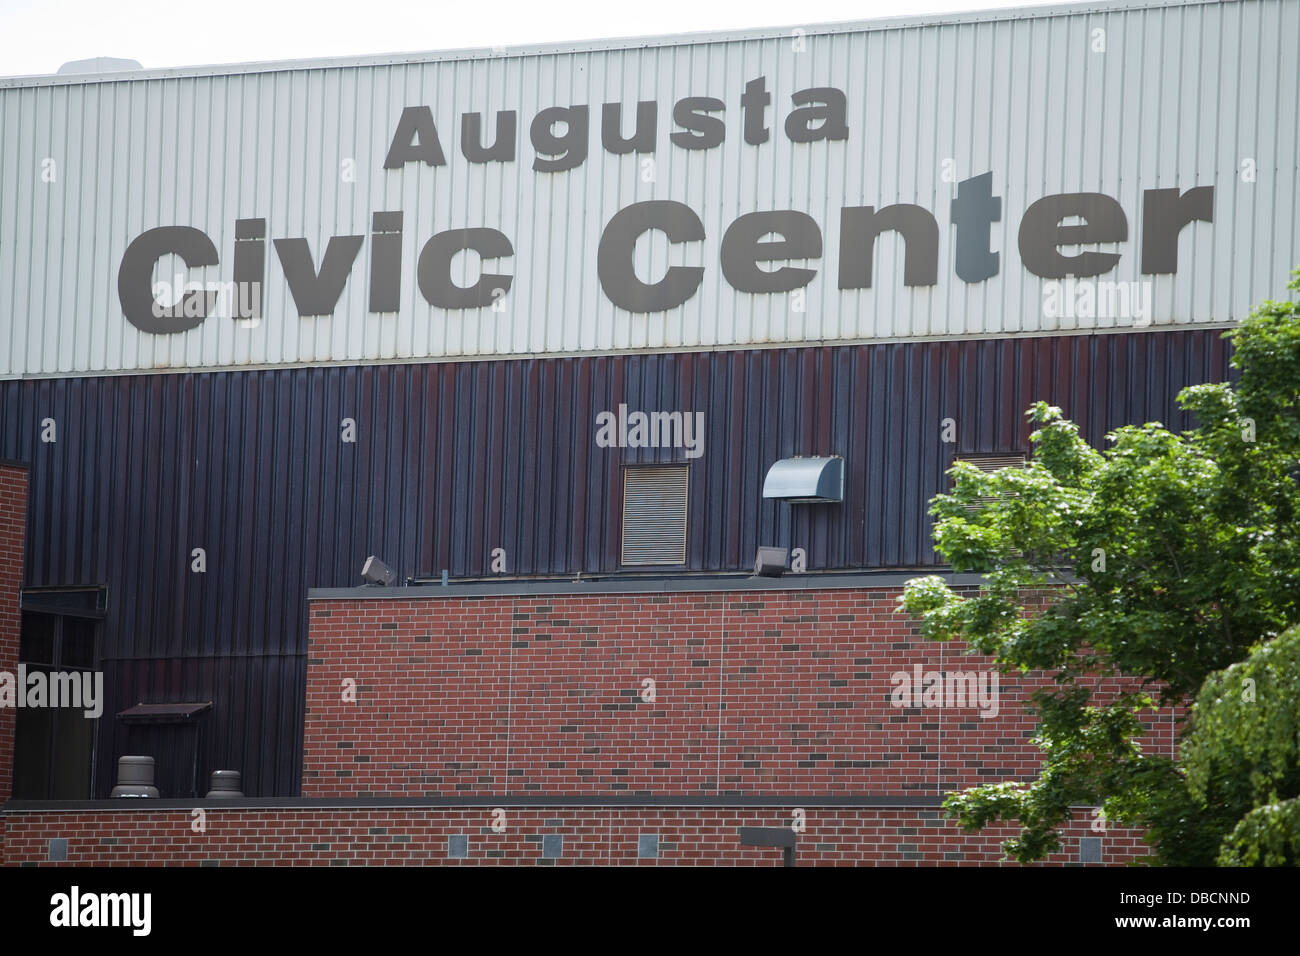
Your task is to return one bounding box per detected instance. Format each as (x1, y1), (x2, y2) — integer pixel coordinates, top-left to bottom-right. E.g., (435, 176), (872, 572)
(11, 611), (100, 799)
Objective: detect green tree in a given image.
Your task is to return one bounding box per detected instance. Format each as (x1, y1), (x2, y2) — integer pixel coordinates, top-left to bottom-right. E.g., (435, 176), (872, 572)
(1185, 625), (1300, 866)
(900, 270), (1300, 866)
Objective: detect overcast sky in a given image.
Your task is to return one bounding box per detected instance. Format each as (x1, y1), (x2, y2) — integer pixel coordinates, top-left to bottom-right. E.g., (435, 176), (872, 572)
(0, 0), (1067, 77)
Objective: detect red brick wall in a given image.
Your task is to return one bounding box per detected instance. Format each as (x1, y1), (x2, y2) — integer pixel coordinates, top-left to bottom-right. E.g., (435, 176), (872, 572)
(1, 580), (1164, 867)
(0, 464), (28, 804)
(303, 589), (1174, 798)
(0, 462), (29, 865)
(0, 806), (1147, 866)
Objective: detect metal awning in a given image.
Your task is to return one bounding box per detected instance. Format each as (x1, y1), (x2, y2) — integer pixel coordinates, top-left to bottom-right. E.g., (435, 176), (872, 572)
(116, 702), (212, 724)
(762, 456), (845, 503)
(21, 585), (108, 618)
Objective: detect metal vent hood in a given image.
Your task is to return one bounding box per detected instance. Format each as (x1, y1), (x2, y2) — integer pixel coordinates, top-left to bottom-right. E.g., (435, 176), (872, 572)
(762, 456), (844, 503)
(56, 57), (143, 75)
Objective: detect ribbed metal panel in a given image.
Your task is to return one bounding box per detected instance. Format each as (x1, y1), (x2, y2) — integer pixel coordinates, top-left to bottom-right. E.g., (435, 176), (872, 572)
(0, 329), (1232, 794)
(621, 465), (689, 565)
(2, 0), (1296, 377)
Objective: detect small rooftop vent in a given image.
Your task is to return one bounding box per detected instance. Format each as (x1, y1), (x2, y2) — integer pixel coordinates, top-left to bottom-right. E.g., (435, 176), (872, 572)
(56, 57), (143, 75)
(762, 456), (844, 504)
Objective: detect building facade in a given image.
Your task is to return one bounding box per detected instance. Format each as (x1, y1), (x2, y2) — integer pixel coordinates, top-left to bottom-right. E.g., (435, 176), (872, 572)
(0, 0), (1294, 812)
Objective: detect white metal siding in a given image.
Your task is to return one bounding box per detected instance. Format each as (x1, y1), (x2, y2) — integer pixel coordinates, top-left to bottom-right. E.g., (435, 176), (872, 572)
(1, 0), (1297, 378)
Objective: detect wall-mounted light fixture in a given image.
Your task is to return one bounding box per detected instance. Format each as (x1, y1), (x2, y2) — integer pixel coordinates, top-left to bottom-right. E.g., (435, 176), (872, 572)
(753, 547), (788, 577)
(361, 555), (397, 586)
(738, 826), (797, 866)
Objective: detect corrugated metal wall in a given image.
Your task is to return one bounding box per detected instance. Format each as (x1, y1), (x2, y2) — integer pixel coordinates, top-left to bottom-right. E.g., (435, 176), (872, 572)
(2, 0), (1296, 376)
(0, 329), (1231, 794)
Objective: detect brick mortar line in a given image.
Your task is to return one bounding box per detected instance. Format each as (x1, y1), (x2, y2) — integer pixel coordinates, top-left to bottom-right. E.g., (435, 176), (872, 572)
(714, 597), (727, 796)
(503, 594), (517, 796)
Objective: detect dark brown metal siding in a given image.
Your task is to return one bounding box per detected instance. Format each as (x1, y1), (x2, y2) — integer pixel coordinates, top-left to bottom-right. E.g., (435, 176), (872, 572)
(0, 328), (1233, 795)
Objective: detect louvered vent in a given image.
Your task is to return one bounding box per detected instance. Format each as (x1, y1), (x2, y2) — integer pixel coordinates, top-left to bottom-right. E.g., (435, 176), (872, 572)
(621, 465), (689, 566)
(955, 454), (1027, 473)
(954, 454), (1027, 512)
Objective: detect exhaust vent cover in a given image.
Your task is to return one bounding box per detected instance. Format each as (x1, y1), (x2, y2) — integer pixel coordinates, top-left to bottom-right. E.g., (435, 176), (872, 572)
(953, 453), (1028, 513)
(621, 465), (689, 566)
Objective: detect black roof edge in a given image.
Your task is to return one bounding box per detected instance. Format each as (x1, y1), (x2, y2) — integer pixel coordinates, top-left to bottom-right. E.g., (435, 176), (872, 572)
(309, 570), (988, 601)
(5, 794), (945, 812)
(0, 458), (30, 470)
